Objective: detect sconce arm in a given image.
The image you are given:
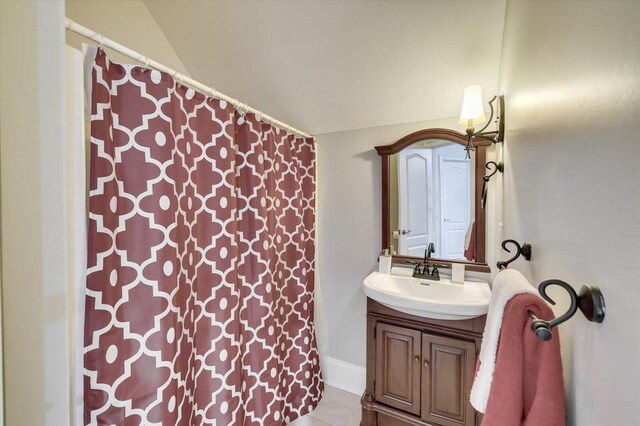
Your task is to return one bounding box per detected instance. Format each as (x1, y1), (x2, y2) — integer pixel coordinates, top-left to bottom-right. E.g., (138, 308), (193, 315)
(471, 95), (505, 143)
(475, 96), (497, 135)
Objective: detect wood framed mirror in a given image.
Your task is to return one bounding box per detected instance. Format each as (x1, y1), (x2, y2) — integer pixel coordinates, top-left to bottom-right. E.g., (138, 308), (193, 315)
(375, 128), (492, 273)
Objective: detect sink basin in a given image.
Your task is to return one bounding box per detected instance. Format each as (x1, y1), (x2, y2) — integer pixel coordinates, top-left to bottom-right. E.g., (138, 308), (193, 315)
(362, 271), (491, 320)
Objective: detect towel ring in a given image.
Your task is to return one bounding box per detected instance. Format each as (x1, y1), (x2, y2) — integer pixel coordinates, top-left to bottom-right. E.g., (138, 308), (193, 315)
(497, 239), (532, 270)
(529, 280), (606, 341)
(481, 161), (503, 210)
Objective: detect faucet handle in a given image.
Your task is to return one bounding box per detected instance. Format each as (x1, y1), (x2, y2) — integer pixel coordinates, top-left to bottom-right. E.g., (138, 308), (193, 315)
(407, 261), (421, 276)
(430, 265), (440, 280)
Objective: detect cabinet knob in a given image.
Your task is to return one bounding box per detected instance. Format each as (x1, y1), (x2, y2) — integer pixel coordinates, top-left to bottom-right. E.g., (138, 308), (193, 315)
(414, 355), (420, 363)
(423, 359), (430, 369)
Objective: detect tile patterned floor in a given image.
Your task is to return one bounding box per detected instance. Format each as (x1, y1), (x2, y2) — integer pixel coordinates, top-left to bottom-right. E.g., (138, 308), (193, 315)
(289, 385), (362, 426)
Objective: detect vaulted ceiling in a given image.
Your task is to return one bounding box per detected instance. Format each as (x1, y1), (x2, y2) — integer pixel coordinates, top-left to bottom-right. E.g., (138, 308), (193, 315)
(144, 0), (506, 135)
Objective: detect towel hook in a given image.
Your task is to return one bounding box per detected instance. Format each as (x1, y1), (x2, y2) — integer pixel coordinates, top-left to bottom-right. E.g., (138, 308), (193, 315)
(497, 239), (532, 270)
(480, 161), (503, 210)
(484, 161), (504, 180)
(529, 280), (606, 341)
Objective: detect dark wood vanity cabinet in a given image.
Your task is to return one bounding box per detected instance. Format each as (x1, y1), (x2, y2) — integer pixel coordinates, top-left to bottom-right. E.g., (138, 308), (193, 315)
(362, 299), (485, 426)
(375, 323), (422, 415)
(421, 334), (476, 426)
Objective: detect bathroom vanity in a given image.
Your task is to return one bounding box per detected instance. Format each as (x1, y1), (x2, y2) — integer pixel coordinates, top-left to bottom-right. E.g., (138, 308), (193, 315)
(363, 128), (496, 425)
(361, 272), (489, 426)
(362, 299), (485, 426)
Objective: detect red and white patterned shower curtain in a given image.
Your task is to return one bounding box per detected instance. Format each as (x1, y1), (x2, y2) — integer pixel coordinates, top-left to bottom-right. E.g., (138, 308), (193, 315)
(84, 50), (322, 425)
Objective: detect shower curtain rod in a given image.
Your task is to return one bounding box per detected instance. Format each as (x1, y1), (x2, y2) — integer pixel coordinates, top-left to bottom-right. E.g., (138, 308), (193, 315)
(64, 17), (312, 139)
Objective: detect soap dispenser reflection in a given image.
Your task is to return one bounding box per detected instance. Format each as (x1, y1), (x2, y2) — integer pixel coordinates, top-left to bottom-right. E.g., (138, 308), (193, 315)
(379, 246), (394, 274)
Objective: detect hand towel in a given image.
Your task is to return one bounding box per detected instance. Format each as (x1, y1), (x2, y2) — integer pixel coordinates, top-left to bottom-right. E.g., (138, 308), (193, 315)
(481, 293), (566, 426)
(464, 220), (476, 261)
(470, 268), (537, 412)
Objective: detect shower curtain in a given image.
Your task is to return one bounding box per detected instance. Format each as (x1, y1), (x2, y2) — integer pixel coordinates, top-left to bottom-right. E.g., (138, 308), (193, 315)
(84, 50), (322, 425)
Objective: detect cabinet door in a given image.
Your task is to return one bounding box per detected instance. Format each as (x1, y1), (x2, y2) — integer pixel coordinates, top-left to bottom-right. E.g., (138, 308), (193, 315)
(421, 334), (476, 426)
(375, 322), (422, 416)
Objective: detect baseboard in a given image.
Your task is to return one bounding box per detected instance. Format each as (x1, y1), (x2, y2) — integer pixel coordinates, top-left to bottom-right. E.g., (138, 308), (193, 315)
(323, 356), (366, 396)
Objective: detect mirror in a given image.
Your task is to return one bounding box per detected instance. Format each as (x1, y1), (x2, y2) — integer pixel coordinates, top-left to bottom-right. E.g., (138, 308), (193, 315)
(376, 128), (491, 272)
(389, 140), (474, 259)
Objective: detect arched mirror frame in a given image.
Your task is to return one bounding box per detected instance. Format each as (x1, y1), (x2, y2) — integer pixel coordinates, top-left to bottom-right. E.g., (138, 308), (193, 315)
(375, 128), (492, 273)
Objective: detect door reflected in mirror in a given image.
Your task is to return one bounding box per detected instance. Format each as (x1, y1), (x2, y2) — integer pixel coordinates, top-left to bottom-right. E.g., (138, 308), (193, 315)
(389, 139), (475, 260)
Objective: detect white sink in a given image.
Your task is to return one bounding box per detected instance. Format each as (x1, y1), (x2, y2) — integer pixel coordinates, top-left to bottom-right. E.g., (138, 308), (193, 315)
(362, 271), (491, 320)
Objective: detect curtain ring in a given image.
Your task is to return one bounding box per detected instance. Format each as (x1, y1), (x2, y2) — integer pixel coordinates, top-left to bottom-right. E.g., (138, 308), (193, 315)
(98, 35), (105, 51)
(143, 57), (150, 70)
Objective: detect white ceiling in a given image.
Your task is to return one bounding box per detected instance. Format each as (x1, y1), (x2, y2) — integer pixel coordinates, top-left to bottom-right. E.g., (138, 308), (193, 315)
(144, 0), (506, 135)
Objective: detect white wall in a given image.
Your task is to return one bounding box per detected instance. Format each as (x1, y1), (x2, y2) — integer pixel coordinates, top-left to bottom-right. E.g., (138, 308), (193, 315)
(316, 116), (473, 368)
(65, 0), (190, 75)
(0, 1), (70, 424)
(498, 1), (640, 425)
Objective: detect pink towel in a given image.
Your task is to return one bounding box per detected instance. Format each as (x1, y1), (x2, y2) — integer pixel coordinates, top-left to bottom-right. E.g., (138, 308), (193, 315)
(464, 220), (476, 261)
(471, 269), (537, 412)
(481, 294), (566, 426)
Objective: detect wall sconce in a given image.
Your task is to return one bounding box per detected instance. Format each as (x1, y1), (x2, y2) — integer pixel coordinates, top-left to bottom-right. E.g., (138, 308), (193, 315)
(459, 85), (505, 157)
